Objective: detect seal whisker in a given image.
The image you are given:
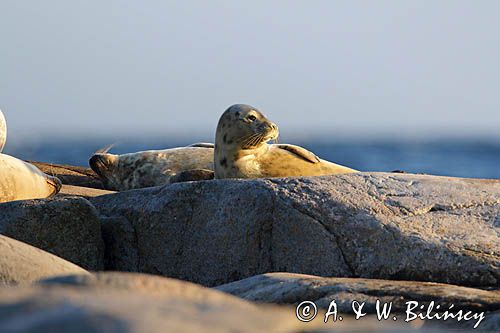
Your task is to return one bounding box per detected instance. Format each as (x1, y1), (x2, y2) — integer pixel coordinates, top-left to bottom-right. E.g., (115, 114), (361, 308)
(250, 134), (264, 147)
(240, 133), (261, 148)
(95, 143), (116, 155)
(239, 133), (259, 144)
(248, 134), (264, 148)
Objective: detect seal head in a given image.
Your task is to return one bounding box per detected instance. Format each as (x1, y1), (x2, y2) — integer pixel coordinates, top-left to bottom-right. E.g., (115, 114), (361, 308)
(46, 175), (63, 196)
(215, 104), (280, 178)
(89, 153), (120, 190)
(215, 104), (279, 149)
(0, 154), (62, 203)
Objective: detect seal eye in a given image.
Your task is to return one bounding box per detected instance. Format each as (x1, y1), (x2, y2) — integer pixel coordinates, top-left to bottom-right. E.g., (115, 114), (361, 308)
(247, 115), (257, 122)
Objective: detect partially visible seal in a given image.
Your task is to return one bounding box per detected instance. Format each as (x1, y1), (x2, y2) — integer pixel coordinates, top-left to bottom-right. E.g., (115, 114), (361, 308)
(214, 104), (358, 179)
(0, 154), (62, 203)
(0, 109), (6, 152)
(89, 144), (215, 191)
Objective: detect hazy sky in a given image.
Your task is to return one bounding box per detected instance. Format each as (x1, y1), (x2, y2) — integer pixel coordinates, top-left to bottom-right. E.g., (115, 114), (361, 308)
(1, 1), (499, 144)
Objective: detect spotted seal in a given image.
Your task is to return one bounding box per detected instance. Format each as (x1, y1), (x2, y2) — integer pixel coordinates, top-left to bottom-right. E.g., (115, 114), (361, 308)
(214, 104), (358, 179)
(89, 144), (215, 191)
(0, 109), (6, 152)
(0, 154), (62, 203)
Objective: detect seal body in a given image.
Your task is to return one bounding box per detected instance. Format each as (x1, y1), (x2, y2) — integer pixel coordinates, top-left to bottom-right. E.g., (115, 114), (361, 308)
(0, 154), (62, 203)
(214, 104), (358, 179)
(0, 109), (6, 152)
(89, 145), (214, 191)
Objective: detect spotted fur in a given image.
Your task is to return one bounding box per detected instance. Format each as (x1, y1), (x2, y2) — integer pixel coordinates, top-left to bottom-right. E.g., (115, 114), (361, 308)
(90, 146), (214, 191)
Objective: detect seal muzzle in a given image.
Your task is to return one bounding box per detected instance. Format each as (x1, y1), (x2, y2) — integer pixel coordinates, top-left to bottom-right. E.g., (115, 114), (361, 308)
(46, 176), (62, 196)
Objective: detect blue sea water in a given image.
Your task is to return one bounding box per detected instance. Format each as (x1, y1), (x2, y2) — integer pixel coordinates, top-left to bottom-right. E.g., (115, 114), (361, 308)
(5, 137), (500, 180)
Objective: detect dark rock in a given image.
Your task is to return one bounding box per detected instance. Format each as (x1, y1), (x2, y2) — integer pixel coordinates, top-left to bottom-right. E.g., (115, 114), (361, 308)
(101, 217), (138, 271)
(0, 197), (104, 270)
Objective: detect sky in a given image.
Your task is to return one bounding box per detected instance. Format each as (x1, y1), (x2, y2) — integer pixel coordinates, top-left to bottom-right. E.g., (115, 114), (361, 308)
(1, 1), (499, 145)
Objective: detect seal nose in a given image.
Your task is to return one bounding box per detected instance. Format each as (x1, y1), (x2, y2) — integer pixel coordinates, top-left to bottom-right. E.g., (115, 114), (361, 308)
(47, 176), (62, 195)
(89, 155), (103, 171)
(263, 123), (278, 132)
(89, 154), (111, 175)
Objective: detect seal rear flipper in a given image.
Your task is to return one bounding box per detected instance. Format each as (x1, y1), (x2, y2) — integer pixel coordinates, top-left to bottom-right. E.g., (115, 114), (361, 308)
(272, 144), (320, 164)
(187, 143), (215, 148)
(169, 169), (214, 184)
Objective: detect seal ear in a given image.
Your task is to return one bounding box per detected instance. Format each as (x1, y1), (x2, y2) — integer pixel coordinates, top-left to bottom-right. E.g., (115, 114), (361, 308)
(273, 144), (320, 164)
(188, 143), (215, 148)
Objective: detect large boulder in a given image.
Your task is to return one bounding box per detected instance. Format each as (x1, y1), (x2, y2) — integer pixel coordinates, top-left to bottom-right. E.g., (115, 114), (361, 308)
(216, 273), (500, 332)
(216, 273), (500, 313)
(0, 274), (308, 333)
(90, 173), (500, 287)
(0, 197), (104, 270)
(0, 235), (88, 285)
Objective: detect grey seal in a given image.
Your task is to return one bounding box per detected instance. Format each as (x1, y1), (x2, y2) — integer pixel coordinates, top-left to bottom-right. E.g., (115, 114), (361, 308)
(89, 143), (215, 191)
(214, 104), (358, 179)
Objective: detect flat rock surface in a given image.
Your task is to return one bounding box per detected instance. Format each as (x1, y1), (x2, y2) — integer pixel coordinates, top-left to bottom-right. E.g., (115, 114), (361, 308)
(30, 161), (104, 189)
(216, 273), (500, 313)
(59, 184), (115, 198)
(0, 235), (88, 285)
(90, 173), (500, 287)
(0, 197), (104, 270)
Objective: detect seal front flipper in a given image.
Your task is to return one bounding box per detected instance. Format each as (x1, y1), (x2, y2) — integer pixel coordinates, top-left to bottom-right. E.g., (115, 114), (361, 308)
(188, 143), (215, 148)
(273, 144), (320, 163)
(169, 169), (214, 184)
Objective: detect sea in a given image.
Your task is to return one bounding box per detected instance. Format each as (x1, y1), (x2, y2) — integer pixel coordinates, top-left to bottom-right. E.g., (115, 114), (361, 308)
(4, 137), (500, 180)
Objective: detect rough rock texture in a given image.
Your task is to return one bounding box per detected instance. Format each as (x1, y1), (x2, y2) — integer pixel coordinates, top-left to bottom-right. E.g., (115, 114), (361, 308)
(30, 161), (104, 189)
(90, 173), (500, 287)
(2, 273), (453, 332)
(0, 197), (104, 270)
(0, 235), (89, 285)
(0, 282), (307, 333)
(216, 273), (500, 313)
